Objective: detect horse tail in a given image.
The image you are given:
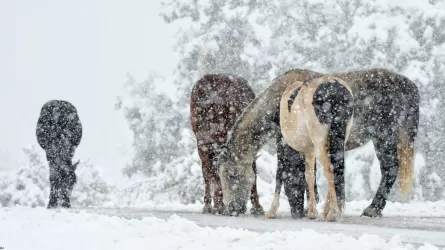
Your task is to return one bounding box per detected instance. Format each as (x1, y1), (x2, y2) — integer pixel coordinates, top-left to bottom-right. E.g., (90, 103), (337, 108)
(397, 77), (419, 200)
(397, 132), (415, 200)
(313, 79), (354, 211)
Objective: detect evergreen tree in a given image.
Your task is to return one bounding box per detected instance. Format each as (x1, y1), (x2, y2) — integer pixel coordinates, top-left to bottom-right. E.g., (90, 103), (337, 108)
(0, 145), (116, 207)
(120, 0), (445, 203)
(116, 73), (185, 177)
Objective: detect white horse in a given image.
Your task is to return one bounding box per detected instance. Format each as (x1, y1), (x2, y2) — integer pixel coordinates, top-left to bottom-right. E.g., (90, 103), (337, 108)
(277, 75), (353, 221)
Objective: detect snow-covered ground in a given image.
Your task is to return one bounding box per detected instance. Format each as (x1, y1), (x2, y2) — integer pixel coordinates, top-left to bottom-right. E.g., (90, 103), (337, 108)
(0, 206), (443, 250)
(121, 198), (445, 218)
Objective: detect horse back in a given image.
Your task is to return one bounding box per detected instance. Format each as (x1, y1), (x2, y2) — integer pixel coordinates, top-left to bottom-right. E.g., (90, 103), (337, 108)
(336, 68), (419, 139)
(36, 100), (82, 151)
(190, 74), (255, 147)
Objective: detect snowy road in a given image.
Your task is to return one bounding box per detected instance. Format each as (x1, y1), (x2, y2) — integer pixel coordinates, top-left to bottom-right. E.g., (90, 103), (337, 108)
(75, 207), (445, 248)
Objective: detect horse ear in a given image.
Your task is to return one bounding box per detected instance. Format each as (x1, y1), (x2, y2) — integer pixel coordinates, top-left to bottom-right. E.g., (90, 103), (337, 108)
(227, 165), (236, 180)
(219, 145), (229, 161)
(72, 160), (80, 171)
(218, 150), (228, 163)
(254, 154), (262, 161)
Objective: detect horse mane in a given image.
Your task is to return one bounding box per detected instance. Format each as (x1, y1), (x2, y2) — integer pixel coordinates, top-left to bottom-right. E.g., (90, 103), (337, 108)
(224, 85), (272, 157)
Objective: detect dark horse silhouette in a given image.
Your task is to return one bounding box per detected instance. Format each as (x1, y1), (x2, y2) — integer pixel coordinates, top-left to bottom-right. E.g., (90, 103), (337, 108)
(36, 100), (82, 208)
(190, 74), (264, 215)
(218, 68), (419, 219)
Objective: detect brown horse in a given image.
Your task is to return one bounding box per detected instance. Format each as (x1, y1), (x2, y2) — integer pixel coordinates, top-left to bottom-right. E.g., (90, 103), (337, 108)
(190, 74), (264, 215)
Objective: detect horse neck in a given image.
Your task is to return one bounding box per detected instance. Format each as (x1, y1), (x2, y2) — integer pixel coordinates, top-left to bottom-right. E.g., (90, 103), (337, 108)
(225, 70), (317, 160)
(226, 107), (262, 164)
(224, 69), (325, 166)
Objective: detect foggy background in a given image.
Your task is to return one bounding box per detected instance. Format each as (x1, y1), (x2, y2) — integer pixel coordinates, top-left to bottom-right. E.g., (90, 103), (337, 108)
(1, 0), (444, 207)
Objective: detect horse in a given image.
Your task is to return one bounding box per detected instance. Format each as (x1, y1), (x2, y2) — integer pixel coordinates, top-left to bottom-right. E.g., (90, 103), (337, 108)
(190, 74), (264, 215)
(217, 68), (419, 219)
(36, 100), (83, 208)
(279, 75), (354, 221)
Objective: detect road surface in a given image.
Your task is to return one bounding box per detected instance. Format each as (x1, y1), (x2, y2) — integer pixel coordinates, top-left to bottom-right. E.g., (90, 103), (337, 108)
(71, 208), (445, 248)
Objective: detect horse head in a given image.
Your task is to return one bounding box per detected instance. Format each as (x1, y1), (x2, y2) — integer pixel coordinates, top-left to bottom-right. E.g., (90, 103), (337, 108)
(217, 146), (255, 216)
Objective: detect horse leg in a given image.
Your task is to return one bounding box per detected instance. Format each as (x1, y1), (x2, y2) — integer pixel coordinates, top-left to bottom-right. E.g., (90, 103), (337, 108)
(60, 169), (74, 208)
(249, 160), (265, 216)
(212, 177), (226, 215)
(47, 154), (60, 208)
(198, 146), (213, 214)
(265, 153), (284, 219)
(319, 145), (340, 221)
(265, 133), (288, 219)
(48, 170), (60, 208)
(265, 179), (281, 219)
(59, 169), (70, 209)
(279, 140), (306, 219)
(60, 181), (72, 209)
(284, 149), (306, 219)
(362, 137), (398, 217)
(305, 151), (318, 219)
(209, 150), (226, 215)
(60, 148), (77, 208)
(304, 162), (319, 215)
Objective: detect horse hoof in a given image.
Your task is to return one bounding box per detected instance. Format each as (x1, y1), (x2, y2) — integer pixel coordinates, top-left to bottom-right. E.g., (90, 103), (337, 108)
(47, 200), (58, 209)
(289, 206), (304, 219)
(61, 200), (71, 209)
(361, 206), (382, 218)
(212, 204), (228, 215)
(61, 203), (71, 209)
(202, 205), (213, 214)
(250, 206), (265, 217)
(325, 209), (340, 222)
(322, 209), (329, 219)
(264, 211), (276, 219)
(306, 208), (318, 220)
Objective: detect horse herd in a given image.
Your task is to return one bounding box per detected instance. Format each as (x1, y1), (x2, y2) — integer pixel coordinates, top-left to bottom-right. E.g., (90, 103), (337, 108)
(191, 68), (419, 222)
(34, 67), (419, 223)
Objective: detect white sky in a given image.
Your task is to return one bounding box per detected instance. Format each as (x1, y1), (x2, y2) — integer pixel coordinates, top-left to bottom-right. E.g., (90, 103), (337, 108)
(0, 0), (179, 182)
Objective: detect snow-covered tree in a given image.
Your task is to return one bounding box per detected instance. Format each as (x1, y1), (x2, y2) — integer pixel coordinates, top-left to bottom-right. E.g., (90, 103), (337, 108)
(0, 145), (116, 207)
(116, 73), (206, 204)
(116, 73), (188, 177)
(161, 0), (273, 95)
(115, 0), (445, 204)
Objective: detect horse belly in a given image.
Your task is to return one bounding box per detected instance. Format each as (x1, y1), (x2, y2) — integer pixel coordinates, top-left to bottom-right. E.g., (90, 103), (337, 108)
(281, 109), (313, 152)
(345, 118), (370, 150)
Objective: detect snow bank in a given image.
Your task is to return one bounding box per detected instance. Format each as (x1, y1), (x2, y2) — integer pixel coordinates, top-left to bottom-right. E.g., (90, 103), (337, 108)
(0, 207), (439, 250)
